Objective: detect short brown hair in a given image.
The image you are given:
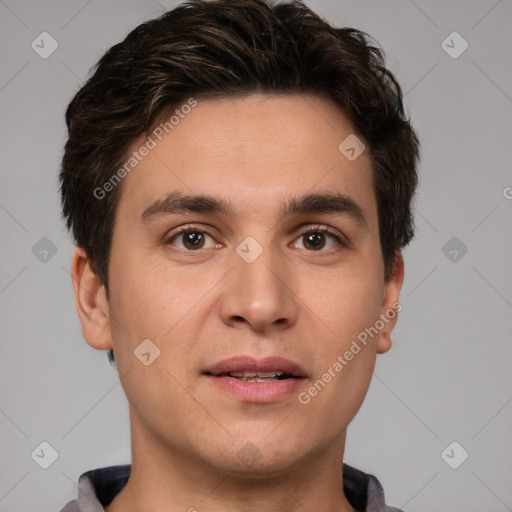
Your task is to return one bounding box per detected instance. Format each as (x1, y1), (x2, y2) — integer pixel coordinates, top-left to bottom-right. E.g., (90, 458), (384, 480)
(59, 0), (420, 294)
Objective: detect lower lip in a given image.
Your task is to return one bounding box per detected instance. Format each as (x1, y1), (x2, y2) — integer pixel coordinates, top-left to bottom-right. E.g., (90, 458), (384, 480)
(205, 375), (305, 403)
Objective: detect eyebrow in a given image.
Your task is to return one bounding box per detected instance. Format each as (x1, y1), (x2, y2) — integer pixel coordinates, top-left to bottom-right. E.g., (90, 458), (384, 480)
(139, 190), (368, 230)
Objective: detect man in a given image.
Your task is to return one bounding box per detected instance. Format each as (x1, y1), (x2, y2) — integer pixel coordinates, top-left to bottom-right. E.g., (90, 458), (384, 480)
(58, 0), (419, 510)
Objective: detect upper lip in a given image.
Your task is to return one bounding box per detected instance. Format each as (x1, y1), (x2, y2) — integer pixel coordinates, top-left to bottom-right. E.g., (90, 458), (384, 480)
(204, 356), (307, 378)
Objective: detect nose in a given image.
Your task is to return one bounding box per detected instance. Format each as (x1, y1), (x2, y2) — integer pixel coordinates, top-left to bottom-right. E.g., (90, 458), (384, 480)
(219, 240), (299, 334)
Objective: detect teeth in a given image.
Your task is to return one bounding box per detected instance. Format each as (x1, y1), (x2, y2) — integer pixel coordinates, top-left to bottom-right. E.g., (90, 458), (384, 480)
(234, 377), (279, 382)
(237, 377), (279, 382)
(228, 371), (284, 378)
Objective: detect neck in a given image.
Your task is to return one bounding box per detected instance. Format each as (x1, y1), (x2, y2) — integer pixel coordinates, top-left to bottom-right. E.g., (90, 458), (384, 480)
(105, 413), (357, 512)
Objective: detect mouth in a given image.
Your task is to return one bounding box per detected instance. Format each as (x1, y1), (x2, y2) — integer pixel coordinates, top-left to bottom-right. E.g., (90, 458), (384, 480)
(213, 371), (297, 382)
(203, 356), (308, 403)
(204, 355), (307, 379)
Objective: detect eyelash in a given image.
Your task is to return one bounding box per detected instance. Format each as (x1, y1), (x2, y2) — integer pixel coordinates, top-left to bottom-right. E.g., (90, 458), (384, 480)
(164, 224), (347, 252)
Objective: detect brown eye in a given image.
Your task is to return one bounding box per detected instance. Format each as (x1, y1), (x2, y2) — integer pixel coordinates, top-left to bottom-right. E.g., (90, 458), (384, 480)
(166, 227), (216, 251)
(293, 227), (344, 252)
(302, 232), (326, 250)
(180, 231), (205, 250)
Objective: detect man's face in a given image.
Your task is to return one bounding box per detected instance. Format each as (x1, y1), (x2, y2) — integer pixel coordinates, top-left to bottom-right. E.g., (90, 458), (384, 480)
(91, 94), (402, 473)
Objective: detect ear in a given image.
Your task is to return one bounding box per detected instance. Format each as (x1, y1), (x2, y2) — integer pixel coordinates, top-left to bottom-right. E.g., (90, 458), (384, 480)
(376, 252), (404, 354)
(70, 247), (113, 351)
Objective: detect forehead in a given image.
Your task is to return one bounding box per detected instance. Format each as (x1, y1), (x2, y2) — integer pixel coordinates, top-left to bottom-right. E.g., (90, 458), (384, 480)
(115, 94), (376, 226)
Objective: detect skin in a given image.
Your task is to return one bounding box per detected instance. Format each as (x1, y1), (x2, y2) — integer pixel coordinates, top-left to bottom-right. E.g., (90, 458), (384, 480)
(71, 93), (404, 512)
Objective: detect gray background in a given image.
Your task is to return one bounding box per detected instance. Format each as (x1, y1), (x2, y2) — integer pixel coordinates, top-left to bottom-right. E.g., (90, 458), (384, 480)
(1, 0), (511, 510)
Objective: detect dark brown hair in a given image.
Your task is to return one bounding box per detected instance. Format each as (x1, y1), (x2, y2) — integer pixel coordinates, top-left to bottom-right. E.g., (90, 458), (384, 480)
(59, 0), (420, 295)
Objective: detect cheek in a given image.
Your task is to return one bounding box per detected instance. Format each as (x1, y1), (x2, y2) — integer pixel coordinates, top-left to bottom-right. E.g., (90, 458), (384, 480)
(305, 265), (383, 344)
(106, 257), (207, 430)
(301, 303), (378, 431)
(109, 254), (181, 330)
(300, 262), (382, 408)
(107, 253), (221, 364)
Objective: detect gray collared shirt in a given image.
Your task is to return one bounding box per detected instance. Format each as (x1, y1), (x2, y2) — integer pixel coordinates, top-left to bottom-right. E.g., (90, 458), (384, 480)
(59, 463), (404, 512)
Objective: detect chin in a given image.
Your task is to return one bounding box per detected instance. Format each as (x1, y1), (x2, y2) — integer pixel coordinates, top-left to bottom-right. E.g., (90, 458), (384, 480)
(215, 452), (301, 480)
(200, 435), (308, 479)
